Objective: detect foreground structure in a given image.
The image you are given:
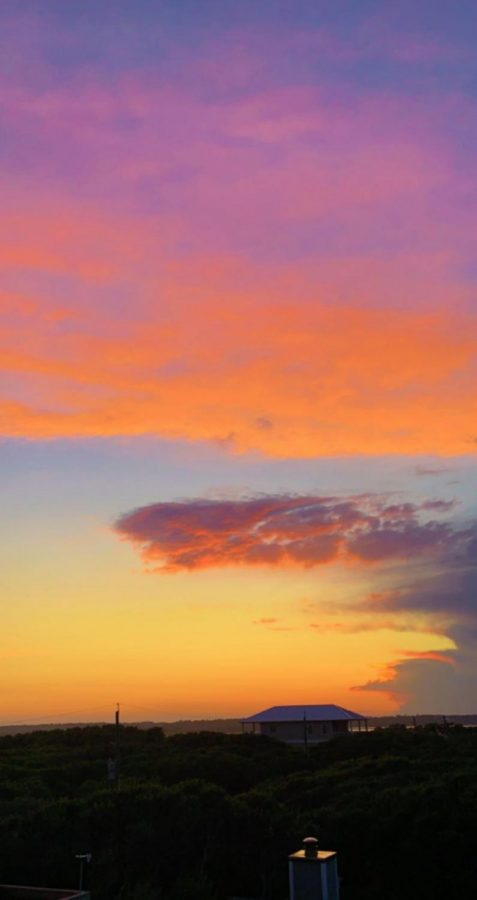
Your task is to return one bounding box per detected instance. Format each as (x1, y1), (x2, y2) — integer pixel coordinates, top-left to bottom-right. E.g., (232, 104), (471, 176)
(290, 836), (339, 900)
(243, 704), (367, 745)
(1, 839), (336, 900)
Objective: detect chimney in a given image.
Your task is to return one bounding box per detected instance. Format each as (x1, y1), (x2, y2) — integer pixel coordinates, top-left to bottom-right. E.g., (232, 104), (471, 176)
(289, 837), (339, 900)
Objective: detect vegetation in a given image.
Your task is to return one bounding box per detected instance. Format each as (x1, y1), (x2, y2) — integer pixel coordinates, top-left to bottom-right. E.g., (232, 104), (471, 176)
(0, 724), (476, 899)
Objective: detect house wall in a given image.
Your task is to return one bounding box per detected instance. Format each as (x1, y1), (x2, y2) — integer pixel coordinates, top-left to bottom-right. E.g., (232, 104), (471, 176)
(332, 720), (349, 734)
(258, 720), (349, 743)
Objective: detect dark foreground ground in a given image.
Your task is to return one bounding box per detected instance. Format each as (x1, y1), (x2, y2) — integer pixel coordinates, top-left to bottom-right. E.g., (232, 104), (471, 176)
(0, 724), (476, 900)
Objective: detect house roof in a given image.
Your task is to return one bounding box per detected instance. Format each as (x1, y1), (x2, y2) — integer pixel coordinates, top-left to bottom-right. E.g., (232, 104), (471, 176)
(243, 704), (366, 723)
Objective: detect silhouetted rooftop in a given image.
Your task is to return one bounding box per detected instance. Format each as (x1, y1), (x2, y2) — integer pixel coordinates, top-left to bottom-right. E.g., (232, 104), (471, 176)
(243, 704), (366, 723)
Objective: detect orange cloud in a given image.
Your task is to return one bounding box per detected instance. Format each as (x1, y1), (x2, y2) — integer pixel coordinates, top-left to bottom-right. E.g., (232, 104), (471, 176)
(1, 278), (477, 455)
(399, 649), (455, 664)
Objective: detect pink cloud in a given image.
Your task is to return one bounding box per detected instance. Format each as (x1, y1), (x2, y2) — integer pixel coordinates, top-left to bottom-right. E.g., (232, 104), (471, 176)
(112, 493), (458, 573)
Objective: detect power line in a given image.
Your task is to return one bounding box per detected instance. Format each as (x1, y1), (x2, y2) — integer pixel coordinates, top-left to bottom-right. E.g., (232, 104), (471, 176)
(0, 701), (199, 728)
(118, 702), (177, 719)
(0, 703), (116, 726)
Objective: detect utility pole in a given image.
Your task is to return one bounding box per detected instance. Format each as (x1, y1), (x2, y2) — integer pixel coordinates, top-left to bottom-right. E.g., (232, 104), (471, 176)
(75, 853), (91, 891)
(303, 710), (308, 753)
(113, 702), (125, 894)
(115, 702), (121, 788)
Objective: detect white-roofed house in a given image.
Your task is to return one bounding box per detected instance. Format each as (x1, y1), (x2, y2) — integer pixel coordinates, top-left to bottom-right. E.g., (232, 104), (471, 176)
(242, 704), (367, 746)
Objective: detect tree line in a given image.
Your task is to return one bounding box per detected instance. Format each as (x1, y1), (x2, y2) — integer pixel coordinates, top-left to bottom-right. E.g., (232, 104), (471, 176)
(0, 724), (476, 899)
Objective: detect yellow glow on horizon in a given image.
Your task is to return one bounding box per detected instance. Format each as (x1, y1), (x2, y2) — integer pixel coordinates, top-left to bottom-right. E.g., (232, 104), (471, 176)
(0, 539), (454, 722)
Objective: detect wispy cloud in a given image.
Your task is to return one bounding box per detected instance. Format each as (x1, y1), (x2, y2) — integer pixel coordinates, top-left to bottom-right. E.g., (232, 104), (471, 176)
(414, 464), (454, 477)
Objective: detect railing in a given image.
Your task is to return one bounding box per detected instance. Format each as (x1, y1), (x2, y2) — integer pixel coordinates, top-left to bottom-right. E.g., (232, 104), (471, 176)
(0, 887), (90, 899)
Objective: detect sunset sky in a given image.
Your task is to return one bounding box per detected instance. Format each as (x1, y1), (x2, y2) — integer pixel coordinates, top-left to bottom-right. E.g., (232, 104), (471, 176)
(2, 0), (477, 723)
